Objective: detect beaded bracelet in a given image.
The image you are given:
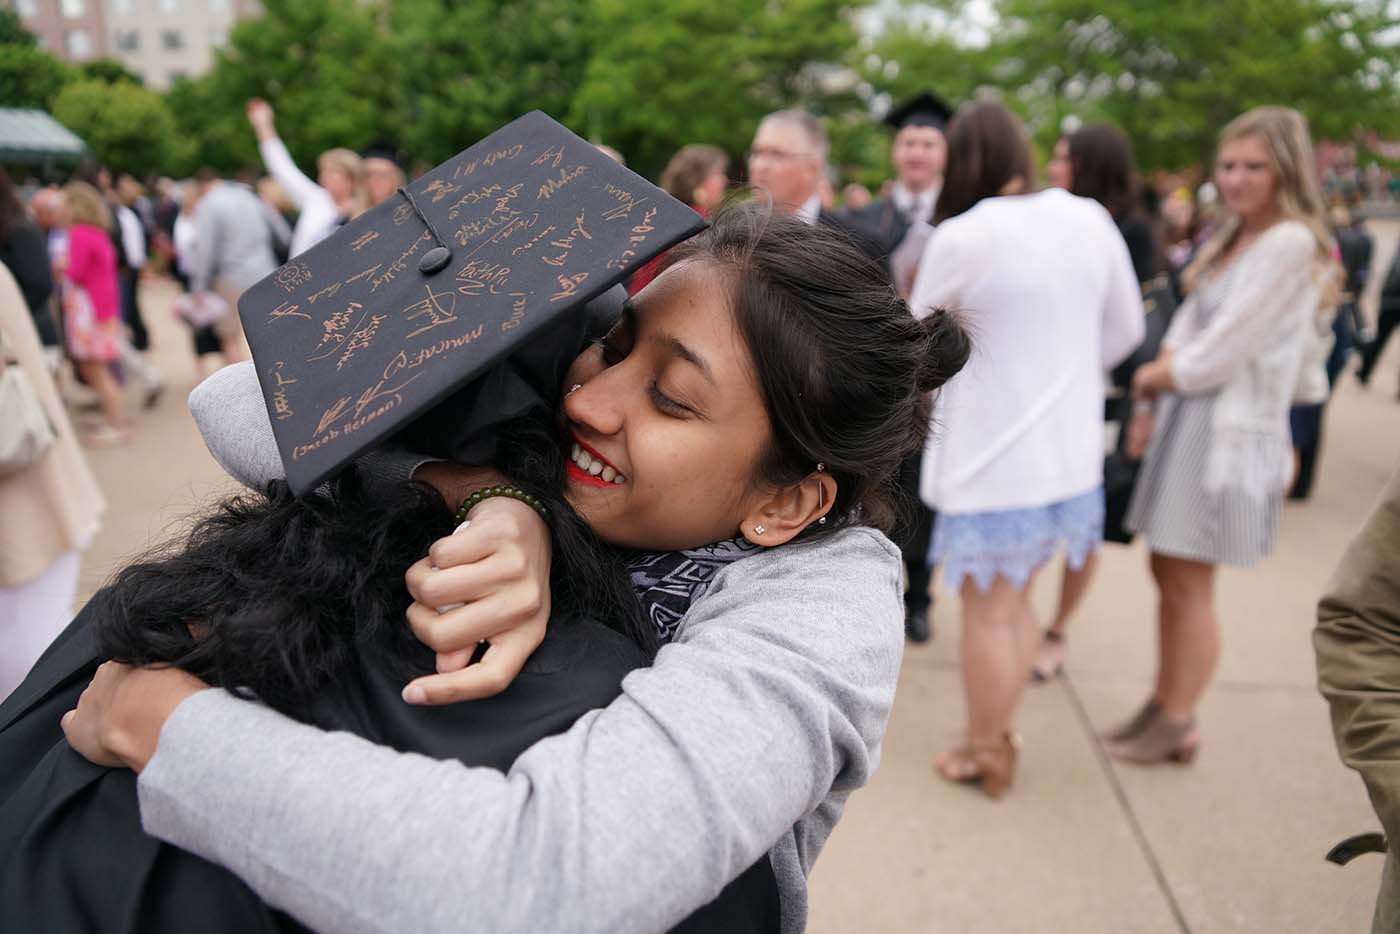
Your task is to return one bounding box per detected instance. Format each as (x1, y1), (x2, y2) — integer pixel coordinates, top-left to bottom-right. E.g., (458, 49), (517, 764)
(455, 485), (549, 524)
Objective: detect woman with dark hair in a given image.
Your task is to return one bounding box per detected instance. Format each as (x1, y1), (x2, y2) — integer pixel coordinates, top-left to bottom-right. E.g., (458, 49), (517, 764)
(19, 204), (970, 933)
(910, 100), (1144, 796)
(1047, 124), (1158, 282)
(1034, 123), (1163, 680)
(0, 168), (57, 351)
(628, 144), (730, 294)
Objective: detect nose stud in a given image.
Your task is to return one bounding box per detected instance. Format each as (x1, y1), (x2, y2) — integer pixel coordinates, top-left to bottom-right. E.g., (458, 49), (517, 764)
(566, 384), (583, 396)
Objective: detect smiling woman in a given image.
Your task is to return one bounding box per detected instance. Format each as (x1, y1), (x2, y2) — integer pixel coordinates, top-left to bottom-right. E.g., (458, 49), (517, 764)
(21, 204), (972, 934)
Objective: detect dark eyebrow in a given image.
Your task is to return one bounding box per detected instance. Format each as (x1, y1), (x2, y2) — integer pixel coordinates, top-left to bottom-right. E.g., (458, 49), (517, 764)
(664, 336), (716, 386)
(629, 297), (717, 386)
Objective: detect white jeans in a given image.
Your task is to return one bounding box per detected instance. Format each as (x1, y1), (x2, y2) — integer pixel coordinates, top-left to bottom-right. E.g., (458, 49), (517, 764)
(0, 550), (81, 702)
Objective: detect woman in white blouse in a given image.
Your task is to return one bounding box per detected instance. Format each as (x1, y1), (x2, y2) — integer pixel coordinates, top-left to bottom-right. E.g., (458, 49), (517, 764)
(1114, 107), (1337, 764)
(246, 98), (366, 257)
(908, 101), (1144, 796)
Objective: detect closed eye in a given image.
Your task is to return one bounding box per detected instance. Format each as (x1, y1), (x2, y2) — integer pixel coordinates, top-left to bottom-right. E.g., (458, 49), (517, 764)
(648, 381), (692, 417)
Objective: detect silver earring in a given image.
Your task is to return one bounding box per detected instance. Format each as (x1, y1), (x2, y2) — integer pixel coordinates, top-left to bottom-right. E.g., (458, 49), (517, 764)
(754, 524), (766, 535)
(817, 471), (828, 525)
(566, 383), (582, 396)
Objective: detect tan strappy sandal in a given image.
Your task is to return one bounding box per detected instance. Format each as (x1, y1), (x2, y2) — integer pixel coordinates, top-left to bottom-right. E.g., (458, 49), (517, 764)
(935, 732), (1020, 799)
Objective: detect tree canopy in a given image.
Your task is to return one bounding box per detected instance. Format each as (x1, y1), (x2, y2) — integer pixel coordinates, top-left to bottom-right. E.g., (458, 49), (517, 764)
(4, 1), (1399, 183)
(870, 0), (1400, 171)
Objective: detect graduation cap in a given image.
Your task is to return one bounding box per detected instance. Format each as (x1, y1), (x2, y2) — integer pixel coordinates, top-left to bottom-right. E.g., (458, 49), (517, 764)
(884, 92), (954, 133)
(239, 110), (707, 495)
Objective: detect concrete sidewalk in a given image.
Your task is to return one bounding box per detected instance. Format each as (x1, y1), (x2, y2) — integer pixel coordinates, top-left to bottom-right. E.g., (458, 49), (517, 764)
(70, 227), (1400, 934)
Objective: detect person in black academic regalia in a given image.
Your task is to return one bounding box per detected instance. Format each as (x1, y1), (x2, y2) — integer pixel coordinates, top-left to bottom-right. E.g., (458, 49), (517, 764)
(845, 91), (954, 294)
(845, 92), (955, 644)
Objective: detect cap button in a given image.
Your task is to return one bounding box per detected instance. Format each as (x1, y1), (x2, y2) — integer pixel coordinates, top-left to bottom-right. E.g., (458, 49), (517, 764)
(419, 246), (452, 275)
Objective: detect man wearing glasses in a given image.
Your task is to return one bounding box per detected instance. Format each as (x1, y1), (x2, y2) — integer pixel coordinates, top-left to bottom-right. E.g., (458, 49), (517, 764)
(746, 110), (883, 259)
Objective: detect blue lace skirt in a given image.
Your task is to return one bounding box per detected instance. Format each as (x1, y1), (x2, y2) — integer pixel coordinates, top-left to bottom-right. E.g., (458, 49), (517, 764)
(931, 487), (1104, 593)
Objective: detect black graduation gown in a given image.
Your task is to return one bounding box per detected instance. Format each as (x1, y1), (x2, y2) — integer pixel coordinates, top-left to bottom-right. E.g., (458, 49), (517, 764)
(0, 591), (780, 933)
(843, 199), (910, 261)
(832, 201), (937, 603)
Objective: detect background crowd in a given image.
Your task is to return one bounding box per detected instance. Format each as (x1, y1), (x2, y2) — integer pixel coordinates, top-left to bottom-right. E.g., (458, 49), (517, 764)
(3, 0), (1400, 930)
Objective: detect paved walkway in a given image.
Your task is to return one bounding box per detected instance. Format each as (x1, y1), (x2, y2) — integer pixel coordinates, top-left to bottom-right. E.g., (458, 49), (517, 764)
(71, 224), (1400, 934)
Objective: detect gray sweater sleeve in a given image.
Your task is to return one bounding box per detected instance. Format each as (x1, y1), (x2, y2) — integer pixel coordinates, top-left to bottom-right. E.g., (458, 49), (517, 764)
(137, 528), (904, 934)
(189, 360), (435, 492)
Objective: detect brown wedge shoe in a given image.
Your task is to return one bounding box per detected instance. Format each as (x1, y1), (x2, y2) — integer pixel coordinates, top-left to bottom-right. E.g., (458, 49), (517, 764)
(935, 733), (1020, 799)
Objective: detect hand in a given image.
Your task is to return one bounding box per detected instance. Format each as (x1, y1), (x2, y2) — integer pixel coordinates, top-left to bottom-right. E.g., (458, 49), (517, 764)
(245, 98), (276, 139)
(1131, 352), (1175, 400)
(401, 496), (552, 705)
(1126, 410), (1155, 460)
(62, 661), (208, 773)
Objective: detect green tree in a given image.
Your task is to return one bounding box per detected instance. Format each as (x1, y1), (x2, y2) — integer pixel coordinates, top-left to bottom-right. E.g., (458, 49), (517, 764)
(0, 8), (33, 47)
(52, 79), (186, 175)
(78, 57), (144, 86)
(386, 0), (592, 167)
(570, 0), (865, 179)
(873, 0), (1400, 170)
(165, 0), (399, 172)
(0, 11), (72, 110)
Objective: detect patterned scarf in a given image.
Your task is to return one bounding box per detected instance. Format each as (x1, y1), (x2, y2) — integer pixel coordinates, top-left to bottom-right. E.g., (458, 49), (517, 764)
(626, 538), (763, 643)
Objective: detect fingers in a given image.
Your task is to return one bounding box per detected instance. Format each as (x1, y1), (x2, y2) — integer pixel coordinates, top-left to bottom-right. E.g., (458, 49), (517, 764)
(407, 557), (503, 611)
(402, 627), (545, 706)
(406, 591), (542, 654)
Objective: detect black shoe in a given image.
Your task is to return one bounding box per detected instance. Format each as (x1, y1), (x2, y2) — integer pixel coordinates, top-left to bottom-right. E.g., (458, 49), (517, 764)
(905, 603), (932, 644)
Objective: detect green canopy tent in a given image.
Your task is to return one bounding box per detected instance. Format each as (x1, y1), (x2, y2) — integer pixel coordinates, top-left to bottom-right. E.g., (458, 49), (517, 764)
(0, 107), (88, 176)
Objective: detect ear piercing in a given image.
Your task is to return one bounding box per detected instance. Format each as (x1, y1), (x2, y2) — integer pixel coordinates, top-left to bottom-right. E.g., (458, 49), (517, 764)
(566, 384), (583, 396)
(816, 463), (828, 525)
(754, 525), (766, 535)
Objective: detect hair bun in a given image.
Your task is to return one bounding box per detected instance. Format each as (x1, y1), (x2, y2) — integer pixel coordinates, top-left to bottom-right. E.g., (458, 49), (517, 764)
(914, 307), (972, 394)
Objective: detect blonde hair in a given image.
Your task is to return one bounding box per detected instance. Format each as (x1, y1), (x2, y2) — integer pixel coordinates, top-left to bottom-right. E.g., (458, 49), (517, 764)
(62, 181), (111, 229)
(317, 147), (368, 218)
(1184, 107), (1338, 305)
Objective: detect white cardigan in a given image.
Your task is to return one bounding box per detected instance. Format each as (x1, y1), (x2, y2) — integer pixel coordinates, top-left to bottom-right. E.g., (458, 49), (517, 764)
(910, 188), (1145, 514)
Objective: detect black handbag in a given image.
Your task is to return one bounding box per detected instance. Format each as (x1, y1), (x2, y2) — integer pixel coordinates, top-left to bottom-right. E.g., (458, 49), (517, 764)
(1103, 275), (1180, 544)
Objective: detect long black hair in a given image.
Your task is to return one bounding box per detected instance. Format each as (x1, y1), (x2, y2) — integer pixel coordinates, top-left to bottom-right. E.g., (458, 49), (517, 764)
(665, 203), (971, 535)
(94, 415), (651, 721)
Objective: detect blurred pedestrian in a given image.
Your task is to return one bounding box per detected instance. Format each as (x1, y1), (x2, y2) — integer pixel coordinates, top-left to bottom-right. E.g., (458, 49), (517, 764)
(841, 183), (871, 211)
(246, 98), (367, 256)
(59, 182), (129, 444)
(1115, 107), (1338, 765)
(628, 144), (729, 294)
(847, 92), (952, 264)
(1034, 123), (1163, 680)
(112, 173), (164, 408)
(0, 263), (105, 701)
(185, 168), (280, 363)
(1358, 223), (1400, 398)
(361, 142), (407, 208)
(0, 169), (57, 355)
(1314, 466), (1400, 934)
(909, 101), (1144, 796)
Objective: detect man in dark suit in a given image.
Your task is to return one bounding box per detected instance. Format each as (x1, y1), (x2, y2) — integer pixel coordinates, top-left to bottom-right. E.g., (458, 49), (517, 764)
(745, 109), (883, 259)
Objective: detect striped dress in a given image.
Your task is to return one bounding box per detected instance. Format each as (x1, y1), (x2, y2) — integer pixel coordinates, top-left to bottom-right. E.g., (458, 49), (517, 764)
(1127, 220), (1321, 567)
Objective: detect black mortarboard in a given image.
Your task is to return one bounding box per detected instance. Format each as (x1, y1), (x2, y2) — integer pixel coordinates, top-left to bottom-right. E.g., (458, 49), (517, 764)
(362, 141), (405, 169)
(240, 110), (707, 495)
(883, 92), (954, 132)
